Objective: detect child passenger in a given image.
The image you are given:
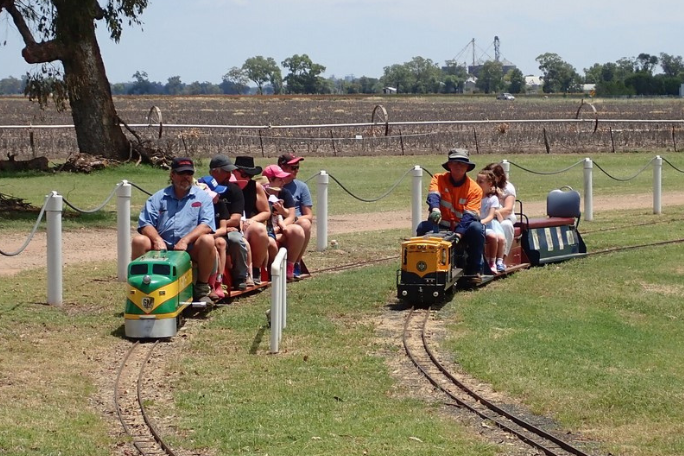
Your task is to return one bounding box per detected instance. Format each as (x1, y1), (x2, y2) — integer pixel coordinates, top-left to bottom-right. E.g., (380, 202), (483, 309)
(476, 170), (506, 274)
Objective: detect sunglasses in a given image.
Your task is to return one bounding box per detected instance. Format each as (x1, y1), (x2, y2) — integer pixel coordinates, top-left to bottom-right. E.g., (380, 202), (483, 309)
(173, 170), (194, 176)
(286, 165), (300, 171)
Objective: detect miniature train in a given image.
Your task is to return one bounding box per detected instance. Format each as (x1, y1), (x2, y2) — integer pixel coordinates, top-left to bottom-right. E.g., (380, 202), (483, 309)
(397, 188), (587, 304)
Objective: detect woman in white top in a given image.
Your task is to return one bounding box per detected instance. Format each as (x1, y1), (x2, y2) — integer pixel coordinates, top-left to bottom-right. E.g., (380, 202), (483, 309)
(484, 163), (517, 259)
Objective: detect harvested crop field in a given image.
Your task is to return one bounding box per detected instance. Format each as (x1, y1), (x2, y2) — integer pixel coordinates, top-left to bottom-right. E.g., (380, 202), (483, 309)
(1, 95), (683, 159)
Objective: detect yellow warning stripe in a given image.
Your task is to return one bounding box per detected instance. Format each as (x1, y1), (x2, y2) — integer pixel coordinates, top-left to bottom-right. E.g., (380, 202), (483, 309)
(127, 269), (193, 313)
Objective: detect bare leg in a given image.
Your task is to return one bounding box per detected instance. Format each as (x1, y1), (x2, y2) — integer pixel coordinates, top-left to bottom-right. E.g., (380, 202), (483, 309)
(131, 235), (152, 261)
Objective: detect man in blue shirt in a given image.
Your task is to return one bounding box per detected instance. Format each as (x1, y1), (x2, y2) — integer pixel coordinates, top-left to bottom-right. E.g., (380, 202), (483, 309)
(132, 157), (217, 304)
(278, 153), (313, 276)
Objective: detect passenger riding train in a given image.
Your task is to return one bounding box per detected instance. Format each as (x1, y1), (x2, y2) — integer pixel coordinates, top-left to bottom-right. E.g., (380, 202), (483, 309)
(397, 188), (587, 304)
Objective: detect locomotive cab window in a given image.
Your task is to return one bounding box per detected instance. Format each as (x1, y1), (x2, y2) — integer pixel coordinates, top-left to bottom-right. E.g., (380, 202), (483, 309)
(129, 264), (148, 275)
(152, 264), (171, 276)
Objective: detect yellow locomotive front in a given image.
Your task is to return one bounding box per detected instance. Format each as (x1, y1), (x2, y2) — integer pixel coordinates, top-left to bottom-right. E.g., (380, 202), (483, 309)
(397, 233), (461, 304)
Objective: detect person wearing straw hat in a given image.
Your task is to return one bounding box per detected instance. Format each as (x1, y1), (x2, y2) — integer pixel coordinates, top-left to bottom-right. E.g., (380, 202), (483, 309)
(416, 148), (485, 279)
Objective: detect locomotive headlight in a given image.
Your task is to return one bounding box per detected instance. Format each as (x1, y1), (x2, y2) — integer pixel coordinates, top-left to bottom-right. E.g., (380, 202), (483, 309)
(416, 261), (427, 272)
(143, 275), (151, 285)
(402, 290), (408, 296)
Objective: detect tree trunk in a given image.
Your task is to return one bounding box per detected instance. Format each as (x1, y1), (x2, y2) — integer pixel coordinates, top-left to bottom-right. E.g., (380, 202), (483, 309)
(59, 11), (130, 160)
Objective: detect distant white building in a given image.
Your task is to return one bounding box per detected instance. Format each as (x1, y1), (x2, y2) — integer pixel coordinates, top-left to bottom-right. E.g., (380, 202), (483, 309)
(582, 84), (596, 94)
(382, 87), (397, 94)
(525, 75), (542, 92)
(680, 83), (684, 97)
(464, 77), (477, 91)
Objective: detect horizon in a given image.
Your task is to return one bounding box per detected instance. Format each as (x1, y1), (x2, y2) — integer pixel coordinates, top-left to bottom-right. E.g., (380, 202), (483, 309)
(1, 1), (682, 84)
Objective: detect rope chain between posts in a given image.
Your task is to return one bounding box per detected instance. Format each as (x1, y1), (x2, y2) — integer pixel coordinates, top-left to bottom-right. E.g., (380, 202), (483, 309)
(62, 183), (122, 214)
(421, 167), (434, 177)
(0, 195), (50, 257)
(128, 182), (153, 196)
(592, 158), (656, 182)
(661, 157), (684, 174)
(303, 172), (320, 184)
(328, 167), (414, 203)
(508, 160), (584, 175)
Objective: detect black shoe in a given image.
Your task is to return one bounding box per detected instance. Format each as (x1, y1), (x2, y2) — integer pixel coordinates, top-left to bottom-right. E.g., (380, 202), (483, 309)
(252, 267), (262, 285)
(234, 280), (248, 291)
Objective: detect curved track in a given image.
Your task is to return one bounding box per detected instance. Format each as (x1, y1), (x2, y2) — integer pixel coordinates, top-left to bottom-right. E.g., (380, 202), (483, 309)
(115, 341), (178, 456)
(402, 308), (593, 456)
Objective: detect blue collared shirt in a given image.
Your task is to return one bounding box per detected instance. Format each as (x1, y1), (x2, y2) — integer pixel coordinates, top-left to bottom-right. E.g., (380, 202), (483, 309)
(138, 185), (215, 247)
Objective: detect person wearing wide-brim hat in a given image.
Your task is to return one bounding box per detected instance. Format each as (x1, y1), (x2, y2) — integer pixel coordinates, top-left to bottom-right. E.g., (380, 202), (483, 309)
(234, 156), (263, 176)
(232, 156), (270, 284)
(416, 148), (485, 280)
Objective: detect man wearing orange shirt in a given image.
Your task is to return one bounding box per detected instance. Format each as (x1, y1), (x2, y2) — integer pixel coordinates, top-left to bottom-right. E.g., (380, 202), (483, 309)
(416, 148), (485, 276)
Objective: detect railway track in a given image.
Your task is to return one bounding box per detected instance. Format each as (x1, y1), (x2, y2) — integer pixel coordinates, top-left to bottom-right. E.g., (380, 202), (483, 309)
(402, 307), (594, 456)
(115, 341), (179, 456)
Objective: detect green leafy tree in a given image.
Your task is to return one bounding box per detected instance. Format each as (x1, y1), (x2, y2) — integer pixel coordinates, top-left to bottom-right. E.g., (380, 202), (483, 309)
(659, 53), (684, 77)
(442, 60), (468, 93)
(0, 0), (149, 159)
(636, 53), (659, 75)
(128, 70), (151, 95)
(281, 54), (327, 94)
(0, 76), (24, 94)
(165, 76), (184, 95)
(535, 53), (582, 93)
(506, 67), (526, 94)
(222, 67), (250, 94)
(475, 60), (504, 94)
(404, 56), (442, 93)
(242, 56), (281, 95)
(380, 63), (412, 93)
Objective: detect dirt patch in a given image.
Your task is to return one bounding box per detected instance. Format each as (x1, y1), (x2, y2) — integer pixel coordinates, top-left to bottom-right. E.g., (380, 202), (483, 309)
(2, 191), (683, 277)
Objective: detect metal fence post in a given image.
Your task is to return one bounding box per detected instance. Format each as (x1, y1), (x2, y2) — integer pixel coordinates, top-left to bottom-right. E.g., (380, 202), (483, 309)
(412, 166), (423, 234)
(316, 171), (329, 251)
(46, 191), (63, 307)
(583, 158), (593, 221)
(653, 155), (662, 215)
(117, 180), (132, 281)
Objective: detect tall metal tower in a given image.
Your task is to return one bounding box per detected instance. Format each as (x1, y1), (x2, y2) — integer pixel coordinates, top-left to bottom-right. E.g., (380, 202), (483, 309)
(494, 36), (500, 62)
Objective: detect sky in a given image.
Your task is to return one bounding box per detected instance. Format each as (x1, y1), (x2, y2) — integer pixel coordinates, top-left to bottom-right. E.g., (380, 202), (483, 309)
(1, 0), (683, 84)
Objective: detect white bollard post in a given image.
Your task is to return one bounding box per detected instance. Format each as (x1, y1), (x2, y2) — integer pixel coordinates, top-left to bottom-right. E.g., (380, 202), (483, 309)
(46, 191), (63, 307)
(501, 159), (510, 181)
(316, 171), (329, 251)
(653, 155), (662, 215)
(270, 248), (287, 354)
(411, 166), (423, 234)
(583, 158), (593, 221)
(117, 181), (132, 281)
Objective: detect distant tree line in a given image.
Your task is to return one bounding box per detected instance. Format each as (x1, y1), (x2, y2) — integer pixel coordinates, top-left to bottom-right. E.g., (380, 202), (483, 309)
(1, 51), (682, 97)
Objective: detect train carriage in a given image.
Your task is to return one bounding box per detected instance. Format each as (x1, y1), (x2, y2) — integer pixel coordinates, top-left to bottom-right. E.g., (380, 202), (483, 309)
(397, 188), (587, 305)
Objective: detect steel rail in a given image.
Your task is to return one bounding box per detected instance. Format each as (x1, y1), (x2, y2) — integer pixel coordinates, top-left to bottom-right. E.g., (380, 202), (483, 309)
(402, 308), (593, 456)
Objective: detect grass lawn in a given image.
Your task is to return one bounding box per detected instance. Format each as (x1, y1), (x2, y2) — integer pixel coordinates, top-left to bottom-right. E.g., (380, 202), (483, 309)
(1, 155), (684, 455)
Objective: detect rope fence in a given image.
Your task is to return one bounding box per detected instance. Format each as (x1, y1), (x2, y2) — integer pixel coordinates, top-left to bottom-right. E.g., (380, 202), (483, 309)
(2, 156), (682, 306)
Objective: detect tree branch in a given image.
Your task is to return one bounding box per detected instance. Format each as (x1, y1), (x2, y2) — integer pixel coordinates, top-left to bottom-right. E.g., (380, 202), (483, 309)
(1, 0), (64, 63)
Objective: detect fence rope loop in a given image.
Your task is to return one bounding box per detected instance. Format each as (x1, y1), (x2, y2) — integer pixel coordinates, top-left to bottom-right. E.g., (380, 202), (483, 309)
(62, 182), (122, 214)
(592, 157), (656, 182)
(327, 167), (414, 203)
(0, 194), (51, 257)
(661, 157), (684, 174)
(508, 160), (584, 175)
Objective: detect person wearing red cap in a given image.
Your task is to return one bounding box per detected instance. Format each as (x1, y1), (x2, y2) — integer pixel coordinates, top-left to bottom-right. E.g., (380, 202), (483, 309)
(277, 153), (312, 276)
(262, 165), (305, 279)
